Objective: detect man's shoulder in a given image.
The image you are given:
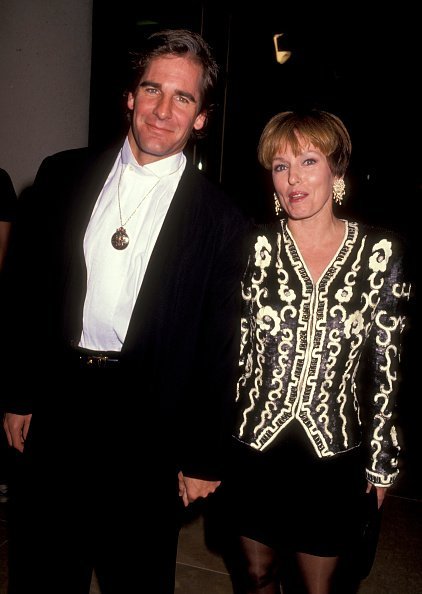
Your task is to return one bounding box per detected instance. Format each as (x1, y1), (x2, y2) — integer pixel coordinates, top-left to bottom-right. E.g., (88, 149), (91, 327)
(182, 161), (223, 195)
(32, 144), (121, 193)
(182, 162), (247, 222)
(40, 144), (117, 172)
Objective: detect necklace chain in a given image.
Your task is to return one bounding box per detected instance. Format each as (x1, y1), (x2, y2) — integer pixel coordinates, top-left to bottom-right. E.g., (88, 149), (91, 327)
(111, 156), (184, 251)
(111, 166), (160, 251)
(117, 168), (160, 228)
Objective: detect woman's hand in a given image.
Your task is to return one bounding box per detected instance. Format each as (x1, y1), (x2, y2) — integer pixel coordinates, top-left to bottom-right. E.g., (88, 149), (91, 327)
(366, 481), (387, 509)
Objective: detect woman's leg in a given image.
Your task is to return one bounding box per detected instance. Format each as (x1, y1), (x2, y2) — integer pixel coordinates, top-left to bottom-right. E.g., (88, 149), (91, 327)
(232, 535), (281, 594)
(296, 552), (338, 594)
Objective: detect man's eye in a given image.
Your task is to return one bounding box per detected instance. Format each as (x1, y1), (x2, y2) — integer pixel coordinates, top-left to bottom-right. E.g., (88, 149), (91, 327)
(140, 86), (159, 95)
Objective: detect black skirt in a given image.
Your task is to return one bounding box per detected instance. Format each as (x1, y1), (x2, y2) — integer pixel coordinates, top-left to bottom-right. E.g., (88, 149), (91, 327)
(223, 420), (367, 557)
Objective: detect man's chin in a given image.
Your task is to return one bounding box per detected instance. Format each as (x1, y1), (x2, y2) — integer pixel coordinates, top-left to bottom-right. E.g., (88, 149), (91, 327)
(139, 142), (180, 162)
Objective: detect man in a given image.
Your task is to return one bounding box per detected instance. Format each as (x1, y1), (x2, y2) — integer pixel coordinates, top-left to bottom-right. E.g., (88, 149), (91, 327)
(2, 29), (246, 594)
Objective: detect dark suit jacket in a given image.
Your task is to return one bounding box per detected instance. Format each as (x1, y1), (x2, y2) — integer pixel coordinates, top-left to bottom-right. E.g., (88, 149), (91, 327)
(2, 144), (248, 480)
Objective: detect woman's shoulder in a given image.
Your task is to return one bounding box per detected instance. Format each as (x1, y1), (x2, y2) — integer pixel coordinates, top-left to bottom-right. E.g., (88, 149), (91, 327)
(349, 220), (408, 251)
(246, 218), (281, 241)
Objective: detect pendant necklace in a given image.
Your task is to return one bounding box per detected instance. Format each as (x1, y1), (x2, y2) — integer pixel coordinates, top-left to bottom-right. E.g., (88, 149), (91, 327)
(111, 168), (160, 250)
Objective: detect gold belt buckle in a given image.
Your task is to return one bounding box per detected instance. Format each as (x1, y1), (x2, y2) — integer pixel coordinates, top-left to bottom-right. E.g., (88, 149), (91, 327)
(84, 354), (109, 367)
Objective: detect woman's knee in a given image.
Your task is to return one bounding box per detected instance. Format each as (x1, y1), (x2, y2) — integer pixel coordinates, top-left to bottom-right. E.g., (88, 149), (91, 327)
(234, 536), (280, 592)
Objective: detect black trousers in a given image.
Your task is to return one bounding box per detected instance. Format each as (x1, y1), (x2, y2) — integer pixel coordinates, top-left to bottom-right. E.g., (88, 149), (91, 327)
(7, 366), (183, 594)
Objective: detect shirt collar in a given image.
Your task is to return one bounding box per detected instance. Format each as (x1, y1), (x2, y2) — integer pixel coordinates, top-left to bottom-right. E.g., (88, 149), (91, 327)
(121, 137), (185, 178)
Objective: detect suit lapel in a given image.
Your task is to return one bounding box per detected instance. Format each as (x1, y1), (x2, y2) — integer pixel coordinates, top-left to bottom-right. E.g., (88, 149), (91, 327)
(123, 163), (201, 352)
(63, 146), (122, 343)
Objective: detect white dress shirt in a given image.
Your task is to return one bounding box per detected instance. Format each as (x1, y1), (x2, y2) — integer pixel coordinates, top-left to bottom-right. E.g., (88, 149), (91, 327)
(79, 137), (186, 351)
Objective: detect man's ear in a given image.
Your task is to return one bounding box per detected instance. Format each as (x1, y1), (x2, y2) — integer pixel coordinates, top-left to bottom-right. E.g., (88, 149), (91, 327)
(193, 111), (206, 131)
(127, 92), (135, 112)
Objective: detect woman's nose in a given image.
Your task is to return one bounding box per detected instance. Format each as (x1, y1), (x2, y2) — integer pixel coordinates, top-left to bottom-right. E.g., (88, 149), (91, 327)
(288, 167), (301, 184)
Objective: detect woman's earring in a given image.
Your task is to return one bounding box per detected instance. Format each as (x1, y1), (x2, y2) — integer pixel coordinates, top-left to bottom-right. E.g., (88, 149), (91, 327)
(333, 178), (346, 205)
(274, 192), (283, 216)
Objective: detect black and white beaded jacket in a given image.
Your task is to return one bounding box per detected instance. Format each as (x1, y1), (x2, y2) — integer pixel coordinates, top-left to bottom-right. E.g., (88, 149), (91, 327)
(234, 219), (411, 486)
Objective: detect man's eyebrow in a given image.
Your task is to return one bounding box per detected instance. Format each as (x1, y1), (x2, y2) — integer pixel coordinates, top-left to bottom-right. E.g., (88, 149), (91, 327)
(139, 80), (160, 89)
(175, 90), (197, 103)
(139, 81), (197, 103)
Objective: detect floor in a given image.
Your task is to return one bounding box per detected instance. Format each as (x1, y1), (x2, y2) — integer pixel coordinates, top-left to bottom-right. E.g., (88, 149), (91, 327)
(1, 487), (421, 594)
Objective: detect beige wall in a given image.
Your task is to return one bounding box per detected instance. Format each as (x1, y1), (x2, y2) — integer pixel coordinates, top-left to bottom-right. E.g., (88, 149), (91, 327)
(0, 0), (93, 195)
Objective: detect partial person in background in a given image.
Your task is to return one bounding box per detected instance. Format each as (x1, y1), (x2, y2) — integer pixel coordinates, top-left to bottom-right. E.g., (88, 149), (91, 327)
(0, 167), (17, 503)
(224, 110), (411, 594)
(0, 168), (17, 273)
(2, 29), (246, 594)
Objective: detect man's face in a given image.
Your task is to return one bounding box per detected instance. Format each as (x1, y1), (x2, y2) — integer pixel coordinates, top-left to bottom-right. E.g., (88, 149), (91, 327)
(127, 54), (206, 165)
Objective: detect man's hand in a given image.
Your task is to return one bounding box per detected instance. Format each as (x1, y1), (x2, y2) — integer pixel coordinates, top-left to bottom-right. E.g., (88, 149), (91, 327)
(178, 471), (221, 507)
(3, 412), (32, 452)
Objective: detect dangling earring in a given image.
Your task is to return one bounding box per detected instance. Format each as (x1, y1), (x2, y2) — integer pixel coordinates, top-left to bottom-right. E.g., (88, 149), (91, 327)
(333, 178), (346, 205)
(273, 192), (283, 216)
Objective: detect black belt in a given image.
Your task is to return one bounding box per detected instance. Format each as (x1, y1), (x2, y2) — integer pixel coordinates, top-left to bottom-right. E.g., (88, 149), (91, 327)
(72, 347), (121, 368)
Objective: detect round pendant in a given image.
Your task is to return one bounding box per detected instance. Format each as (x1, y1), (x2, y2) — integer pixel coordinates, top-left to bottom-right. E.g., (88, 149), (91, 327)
(111, 227), (129, 250)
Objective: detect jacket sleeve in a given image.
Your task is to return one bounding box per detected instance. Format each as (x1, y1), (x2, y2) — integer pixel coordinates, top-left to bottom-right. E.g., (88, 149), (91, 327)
(364, 236), (413, 487)
(178, 210), (250, 481)
(0, 150), (86, 414)
(0, 161), (50, 414)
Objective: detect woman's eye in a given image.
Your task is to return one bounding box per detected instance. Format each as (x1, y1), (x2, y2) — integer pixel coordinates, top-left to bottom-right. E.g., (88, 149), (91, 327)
(304, 158), (316, 165)
(274, 163), (287, 172)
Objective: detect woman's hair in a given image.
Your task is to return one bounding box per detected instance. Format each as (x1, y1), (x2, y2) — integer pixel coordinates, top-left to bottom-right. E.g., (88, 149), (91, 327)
(258, 110), (352, 177)
(127, 29), (219, 137)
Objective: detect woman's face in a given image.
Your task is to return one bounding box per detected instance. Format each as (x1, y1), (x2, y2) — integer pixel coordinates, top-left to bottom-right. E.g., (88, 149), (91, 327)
(272, 138), (336, 221)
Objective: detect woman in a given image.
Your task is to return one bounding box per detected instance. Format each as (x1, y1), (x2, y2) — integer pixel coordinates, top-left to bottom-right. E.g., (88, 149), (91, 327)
(225, 110), (411, 593)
